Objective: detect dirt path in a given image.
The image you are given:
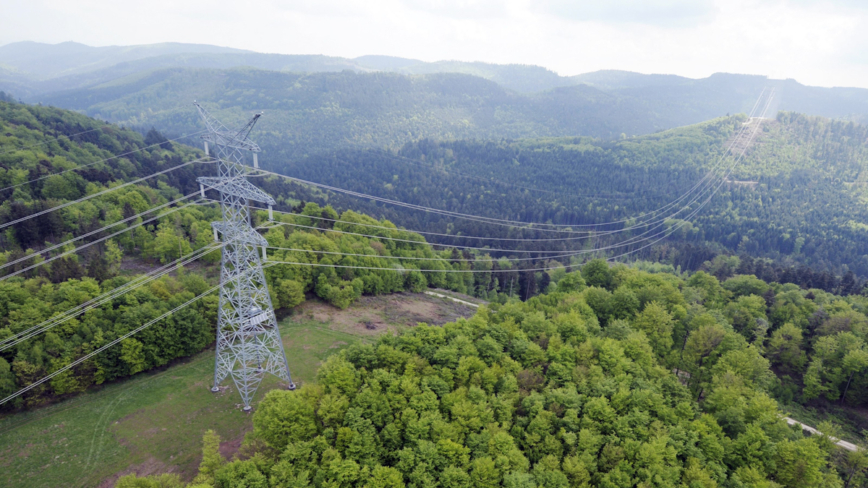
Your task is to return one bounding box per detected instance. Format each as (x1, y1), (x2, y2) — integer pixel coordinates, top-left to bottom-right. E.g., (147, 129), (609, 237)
(784, 417), (862, 451)
(424, 291), (483, 308)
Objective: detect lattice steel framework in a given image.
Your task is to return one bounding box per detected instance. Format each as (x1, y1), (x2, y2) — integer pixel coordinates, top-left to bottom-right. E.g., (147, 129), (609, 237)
(194, 102), (294, 411)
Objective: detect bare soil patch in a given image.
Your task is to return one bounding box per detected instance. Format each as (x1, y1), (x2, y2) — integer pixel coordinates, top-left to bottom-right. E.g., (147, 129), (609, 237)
(219, 434), (245, 461)
(291, 292), (478, 334)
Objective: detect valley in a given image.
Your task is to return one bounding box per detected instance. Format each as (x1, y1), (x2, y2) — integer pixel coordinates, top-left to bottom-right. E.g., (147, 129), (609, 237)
(1, 32), (868, 487)
(0, 293), (477, 488)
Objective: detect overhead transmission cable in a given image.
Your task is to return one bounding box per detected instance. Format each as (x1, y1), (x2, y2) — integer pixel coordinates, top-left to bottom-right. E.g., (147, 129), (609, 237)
(0, 157), (209, 232)
(253, 134), (745, 254)
(0, 283), (221, 406)
(267, 88), (772, 233)
(0, 249), (254, 406)
(0, 198), (204, 283)
(372, 88), (773, 229)
(0, 177), (250, 346)
(605, 97), (775, 263)
(0, 91), (774, 404)
(258, 90), (773, 267)
(263, 118), (766, 274)
(0, 242), (224, 351)
(0, 125), (106, 156)
(257, 127), (740, 237)
(369, 87), (771, 207)
(0, 192), (201, 273)
(0, 171), (245, 280)
(0, 129), (209, 194)
(298, 88), (765, 205)
(254, 89), (773, 244)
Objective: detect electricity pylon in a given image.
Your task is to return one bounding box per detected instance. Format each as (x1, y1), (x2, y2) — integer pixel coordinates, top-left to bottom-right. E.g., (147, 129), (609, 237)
(194, 102), (295, 411)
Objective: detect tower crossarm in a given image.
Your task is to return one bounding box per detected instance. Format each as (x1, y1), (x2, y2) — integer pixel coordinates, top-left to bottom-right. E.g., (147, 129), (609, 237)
(197, 177), (276, 206)
(194, 102), (231, 134)
(212, 222), (268, 247)
(201, 131), (262, 153)
(194, 102), (262, 152)
(232, 113), (262, 145)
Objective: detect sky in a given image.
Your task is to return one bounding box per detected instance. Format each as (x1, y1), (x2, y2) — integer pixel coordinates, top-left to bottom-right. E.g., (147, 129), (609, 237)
(1, 0), (867, 88)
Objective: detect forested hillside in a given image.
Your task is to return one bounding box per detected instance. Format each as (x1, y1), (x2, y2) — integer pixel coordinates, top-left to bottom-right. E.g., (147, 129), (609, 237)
(121, 260), (868, 488)
(0, 100), (534, 409)
(37, 67), (665, 150)
(5, 98), (868, 487)
(6, 41), (868, 129)
(262, 112), (868, 283)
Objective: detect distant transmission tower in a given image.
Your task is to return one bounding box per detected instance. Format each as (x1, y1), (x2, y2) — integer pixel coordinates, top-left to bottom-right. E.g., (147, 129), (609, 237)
(194, 102), (295, 411)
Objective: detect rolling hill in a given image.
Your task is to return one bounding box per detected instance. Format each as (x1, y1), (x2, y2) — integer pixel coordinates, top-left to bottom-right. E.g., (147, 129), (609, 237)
(4, 41), (868, 137)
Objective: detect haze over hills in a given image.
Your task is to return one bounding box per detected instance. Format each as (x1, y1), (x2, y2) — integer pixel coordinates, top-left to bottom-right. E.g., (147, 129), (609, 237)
(3, 41), (868, 137)
(5, 25), (868, 487)
(0, 41), (247, 79)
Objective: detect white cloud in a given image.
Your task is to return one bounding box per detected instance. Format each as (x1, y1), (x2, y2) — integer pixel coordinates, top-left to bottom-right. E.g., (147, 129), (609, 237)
(1, 0), (867, 88)
(533, 0), (718, 28)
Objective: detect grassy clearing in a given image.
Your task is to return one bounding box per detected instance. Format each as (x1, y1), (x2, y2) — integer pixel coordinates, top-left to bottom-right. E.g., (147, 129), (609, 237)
(0, 293), (476, 487)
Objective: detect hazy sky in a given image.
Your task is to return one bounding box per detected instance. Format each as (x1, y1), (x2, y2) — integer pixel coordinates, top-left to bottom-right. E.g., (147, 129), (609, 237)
(2, 0), (867, 88)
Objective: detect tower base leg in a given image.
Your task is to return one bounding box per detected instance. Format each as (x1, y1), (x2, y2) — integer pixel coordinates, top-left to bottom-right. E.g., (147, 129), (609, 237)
(210, 386), (220, 392)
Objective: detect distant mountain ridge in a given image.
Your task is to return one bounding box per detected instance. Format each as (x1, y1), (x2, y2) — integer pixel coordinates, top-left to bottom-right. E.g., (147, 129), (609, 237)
(5, 40), (868, 150)
(0, 41), (577, 96)
(0, 41), (248, 79)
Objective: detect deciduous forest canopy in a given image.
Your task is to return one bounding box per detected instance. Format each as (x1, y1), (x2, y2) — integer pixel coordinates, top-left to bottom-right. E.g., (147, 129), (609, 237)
(3, 40), (868, 488)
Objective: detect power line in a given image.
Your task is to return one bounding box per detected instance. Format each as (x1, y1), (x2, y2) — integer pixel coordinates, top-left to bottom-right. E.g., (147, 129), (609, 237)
(0, 169), (252, 282)
(0, 192), (198, 273)
(608, 107), (773, 264)
(0, 131), (762, 406)
(260, 98), (773, 272)
(0, 242), (224, 351)
(265, 89), (770, 232)
(264, 245), (558, 263)
(295, 87), (768, 206)
(0, 157), (208, 232)
(0, 167), (254, 348)
(0, 90), (774, 408)
(255, 127), (754, 256)
(254, 89), (773, 255)
(0, 283), (220, 406)
(0, 125), (106, 156)
(262, 139), (758, 275)
(0, 198), (203, 283)
(257, 128), (742, 237)
(0, 130), (209, 194)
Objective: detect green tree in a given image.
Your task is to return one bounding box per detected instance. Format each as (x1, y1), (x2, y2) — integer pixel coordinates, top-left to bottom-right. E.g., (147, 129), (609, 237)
(0, 357), (16, 399)
(120, 338), (147, 375)
(840, 449), (868, 488)
(105, 239), (124, 276)
(276, 279), (306, 309)
(214, 459), (268, 488)
(582, 259), (613, 290)
(556, 271), (586, 293)
(723, 275), (770, 298)
(115, 473), (184, 488)
(772, 438), (827, 488)
(632, 301), (674, 358)
(767, 323), (806, 373)
(840, 348), (868, 403)
(193, 429), (225, 485)
(609, 287), (640, 320)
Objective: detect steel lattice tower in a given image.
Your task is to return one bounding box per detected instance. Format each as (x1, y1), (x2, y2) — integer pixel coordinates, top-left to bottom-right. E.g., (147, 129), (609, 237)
(194, 102), (295, 411)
